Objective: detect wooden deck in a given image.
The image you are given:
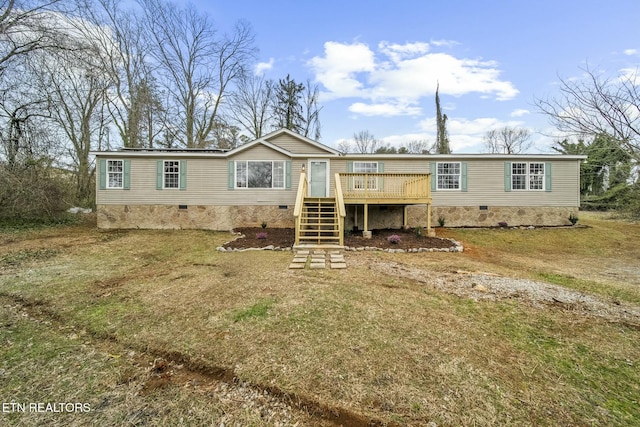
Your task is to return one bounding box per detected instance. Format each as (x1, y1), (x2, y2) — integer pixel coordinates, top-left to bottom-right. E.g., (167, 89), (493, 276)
(338, 173), (432, 204)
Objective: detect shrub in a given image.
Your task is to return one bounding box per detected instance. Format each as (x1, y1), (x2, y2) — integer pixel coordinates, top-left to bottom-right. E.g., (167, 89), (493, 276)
(498, 221), (508, 228)
(260, 221), (267, 229)
(387, 234), (402, 244)
(568, 213), (579, 225)
(415, 226), (423, 238)
(437, 215), (446, 227)
(256, 232), (268, 239)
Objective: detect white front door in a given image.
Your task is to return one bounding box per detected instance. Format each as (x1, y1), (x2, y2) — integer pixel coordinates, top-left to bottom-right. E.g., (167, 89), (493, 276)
(309, 160), (328, 197)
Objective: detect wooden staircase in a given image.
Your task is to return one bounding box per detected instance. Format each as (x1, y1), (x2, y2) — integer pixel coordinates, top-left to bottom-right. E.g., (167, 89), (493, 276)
(297, 197), (341, 246)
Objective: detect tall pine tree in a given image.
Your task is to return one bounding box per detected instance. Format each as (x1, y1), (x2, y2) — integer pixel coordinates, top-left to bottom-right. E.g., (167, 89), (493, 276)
(435, 83), (451, 154)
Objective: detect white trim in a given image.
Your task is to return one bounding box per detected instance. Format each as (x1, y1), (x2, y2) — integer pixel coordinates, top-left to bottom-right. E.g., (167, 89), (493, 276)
(234, 160), (286, 189)
(511, 161), (545, 191)
(307, 158), (330, 197)
(106, 159), (124, 189)
(436, 161), (462, 191)
(162, 160), (180, 189)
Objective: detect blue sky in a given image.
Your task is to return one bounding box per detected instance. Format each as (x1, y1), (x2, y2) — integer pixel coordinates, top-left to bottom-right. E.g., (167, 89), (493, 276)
(199, 0), (640, 152)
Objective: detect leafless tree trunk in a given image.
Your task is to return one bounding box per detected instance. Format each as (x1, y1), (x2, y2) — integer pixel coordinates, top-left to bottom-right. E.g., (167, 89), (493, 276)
(353, 130), (380, 153)
(483, 126), (532, 154)
(535, 64), (640, 161)
(301, 78), (321, 140)
(140, 0), (255, 148)
(31, 29), (112, 204)
(229, 74), (274, 139)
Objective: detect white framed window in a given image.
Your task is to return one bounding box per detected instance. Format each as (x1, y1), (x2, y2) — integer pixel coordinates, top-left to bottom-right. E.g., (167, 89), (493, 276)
(512, 162), (544, 191)
(163, 160), (180, 189)
(353, 161), (378, 190)
(235, 161), (285, 189)
(107, 160), (123, 189)
(437, 162), (461, 190)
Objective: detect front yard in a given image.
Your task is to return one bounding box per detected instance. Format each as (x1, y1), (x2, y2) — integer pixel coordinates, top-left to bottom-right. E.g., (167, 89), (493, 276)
(0, 213), (638, 426)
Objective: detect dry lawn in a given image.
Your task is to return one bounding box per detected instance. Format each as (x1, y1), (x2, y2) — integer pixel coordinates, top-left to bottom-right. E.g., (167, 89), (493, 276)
(0, 212), (638, 426)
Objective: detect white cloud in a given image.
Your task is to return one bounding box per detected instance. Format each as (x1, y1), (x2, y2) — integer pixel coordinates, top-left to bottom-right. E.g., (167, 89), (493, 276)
(308, 40), (518, 116)
(254, 58), (274, 75)
(308, 41), (376, 100)
(510, 109), (530, 117)
(348, 102), (422, 117)
(624, 49), (638, 56)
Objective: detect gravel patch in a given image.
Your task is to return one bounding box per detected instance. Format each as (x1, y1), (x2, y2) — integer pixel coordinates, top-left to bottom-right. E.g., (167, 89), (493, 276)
(370, 260), (640, 326)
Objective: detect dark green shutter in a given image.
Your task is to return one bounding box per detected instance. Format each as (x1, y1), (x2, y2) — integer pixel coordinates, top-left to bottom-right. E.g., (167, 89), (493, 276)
(156, 160), (163, 190)
(461, 162), (468, 192)
(123, 160), (131, 190)
(285, 160), (292, 189)
(430, 162), (437, 192)
(228, 161), (235, 189)
(504, 162), (512, 192)
(545, 162), (552, 192)
(99, 159), (106, 190)
(179, 160), (187, 190)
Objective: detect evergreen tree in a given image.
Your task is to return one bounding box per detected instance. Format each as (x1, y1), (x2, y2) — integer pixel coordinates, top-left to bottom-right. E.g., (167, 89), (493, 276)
(435, 83), (451, 154)
(273, 74), (305, 134)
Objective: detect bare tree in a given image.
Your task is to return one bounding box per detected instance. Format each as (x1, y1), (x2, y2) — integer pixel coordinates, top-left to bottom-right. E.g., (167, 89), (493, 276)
(31, 28), (112, 204)
(404, 139), (431, 154)
(353, 130), (380, 153)
(301, 78), (321, 140)
(74, 0), (160, 148)
(535, 64), (640, 161)
(0, 0), (67, 77)
(140, 0), (255, 148)
(229, 73), (274, 139)
(483, 126), (532, 154)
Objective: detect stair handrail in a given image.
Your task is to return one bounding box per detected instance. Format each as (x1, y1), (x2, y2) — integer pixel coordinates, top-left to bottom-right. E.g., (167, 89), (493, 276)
(334, 173), (346, 246)
(293, 171), (307, 246)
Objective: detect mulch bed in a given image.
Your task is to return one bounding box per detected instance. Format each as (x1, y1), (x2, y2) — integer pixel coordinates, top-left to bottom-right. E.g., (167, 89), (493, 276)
(223, 227), (456, 250)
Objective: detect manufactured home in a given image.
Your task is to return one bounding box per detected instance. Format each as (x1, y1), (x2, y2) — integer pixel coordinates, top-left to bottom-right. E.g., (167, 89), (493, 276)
(93, 128), (585, 246)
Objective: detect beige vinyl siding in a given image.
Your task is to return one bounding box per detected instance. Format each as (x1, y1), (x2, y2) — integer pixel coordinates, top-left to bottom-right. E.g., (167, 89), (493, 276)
(231, 145), (290, 160)
(97, 157), (300, 206)
(431, 159), (580, 207)
(267, 133), (334, 155)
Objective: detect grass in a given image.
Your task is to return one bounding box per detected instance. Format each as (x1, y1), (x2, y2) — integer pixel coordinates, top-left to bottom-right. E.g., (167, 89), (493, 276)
(0, 213), (638, 426)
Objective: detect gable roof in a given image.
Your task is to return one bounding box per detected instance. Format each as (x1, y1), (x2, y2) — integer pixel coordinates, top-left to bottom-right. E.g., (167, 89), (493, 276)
(261, 128), (340, 155)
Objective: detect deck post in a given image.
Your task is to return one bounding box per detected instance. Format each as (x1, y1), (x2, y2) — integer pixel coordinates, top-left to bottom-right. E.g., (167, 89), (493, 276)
(403, 205), (409, 229)
(363, 203), (371, 238)
(427, 203), (435, 236)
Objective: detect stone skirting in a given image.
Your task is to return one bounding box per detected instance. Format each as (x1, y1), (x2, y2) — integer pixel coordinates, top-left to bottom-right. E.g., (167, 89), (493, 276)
(407, 205), (579, 228)
(98, 204), (579, 230)
(97, 204), (294, 230)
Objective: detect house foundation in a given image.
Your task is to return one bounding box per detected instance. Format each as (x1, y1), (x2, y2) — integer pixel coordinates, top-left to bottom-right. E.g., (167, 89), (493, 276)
(97, 204), (294, 230)
(98, 204), (579, 231)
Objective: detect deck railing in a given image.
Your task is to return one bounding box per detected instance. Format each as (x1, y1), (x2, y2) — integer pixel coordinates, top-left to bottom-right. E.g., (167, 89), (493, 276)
(337, 173), (431, 203)
(293, 171), (308, 246)
(334, 173), (346, 246)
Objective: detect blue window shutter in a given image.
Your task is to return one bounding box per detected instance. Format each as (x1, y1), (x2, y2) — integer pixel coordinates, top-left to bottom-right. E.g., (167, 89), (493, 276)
(430, 162), (437, 192)
(179, 160), (187, 190)
(545, 162), (552, 192)
(504, 162), (511, 192)
(461, 162), (468, 192)
(123, 160), (131, 190)
(378, 162), (384, 190)
(228, 161), (235, 189)
(347, 161), (353, 172)
(285, 160), (292, 189)
(156, 160), (163, 190)
(99, 159), (106, 190)
(346, 161), (353, 190)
